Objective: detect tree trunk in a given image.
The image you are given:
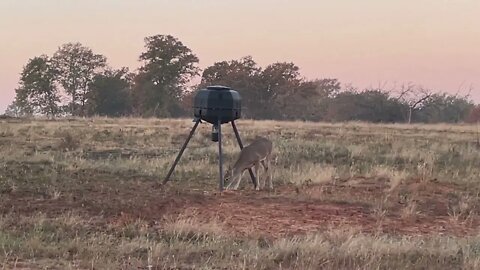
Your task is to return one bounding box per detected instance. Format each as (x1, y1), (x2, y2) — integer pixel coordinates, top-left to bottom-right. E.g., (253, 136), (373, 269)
(71, 96), (76, 116)
(408, 107), (413, 124)
(81, 99), (85, 117)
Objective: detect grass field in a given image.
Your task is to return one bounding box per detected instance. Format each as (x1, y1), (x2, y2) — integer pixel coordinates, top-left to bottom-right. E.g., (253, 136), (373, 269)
(1, 117), (480, 269)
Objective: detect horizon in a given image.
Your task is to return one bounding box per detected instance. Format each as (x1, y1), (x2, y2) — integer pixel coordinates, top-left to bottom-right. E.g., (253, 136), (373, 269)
(1, 0), (479, 113)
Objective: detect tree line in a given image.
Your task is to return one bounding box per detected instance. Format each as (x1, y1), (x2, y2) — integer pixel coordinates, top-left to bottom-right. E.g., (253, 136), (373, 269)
(6, 34), (480, 124)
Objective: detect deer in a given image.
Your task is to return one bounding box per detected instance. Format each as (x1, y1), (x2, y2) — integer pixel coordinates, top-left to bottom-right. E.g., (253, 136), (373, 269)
(224, 136), (273, 191)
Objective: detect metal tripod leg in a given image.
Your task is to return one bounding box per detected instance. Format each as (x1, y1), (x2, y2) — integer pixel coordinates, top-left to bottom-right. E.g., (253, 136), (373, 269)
(218, 119), (224, 191)
(163, 118), (201, 184)
(231, 121), (257, 189)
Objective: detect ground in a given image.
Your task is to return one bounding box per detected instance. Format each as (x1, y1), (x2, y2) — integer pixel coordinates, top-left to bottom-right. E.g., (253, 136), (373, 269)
(1, 118), (480, 269)
(3, 175), (477, 240)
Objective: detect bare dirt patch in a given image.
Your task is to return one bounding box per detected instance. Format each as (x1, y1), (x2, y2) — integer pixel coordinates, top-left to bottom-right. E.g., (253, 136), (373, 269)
(164, 179), (480, 238)
(2, 175), (478, 239)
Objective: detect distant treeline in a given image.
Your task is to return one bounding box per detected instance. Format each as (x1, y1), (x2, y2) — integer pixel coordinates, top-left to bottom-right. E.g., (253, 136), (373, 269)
(6, 34), (480, 124)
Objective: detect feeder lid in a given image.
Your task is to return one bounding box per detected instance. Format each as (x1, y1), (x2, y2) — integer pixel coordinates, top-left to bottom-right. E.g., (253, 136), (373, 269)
(206, 85), (231, 91)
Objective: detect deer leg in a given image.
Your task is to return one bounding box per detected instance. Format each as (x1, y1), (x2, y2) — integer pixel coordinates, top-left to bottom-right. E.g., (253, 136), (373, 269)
(254, 162), (262, 190)
(261, 159), (272, 189)
(265, 155), (273, 190)
(261, 160), (266, 168)
(234, 170), (245, 190)
(260, 160), (268, 190)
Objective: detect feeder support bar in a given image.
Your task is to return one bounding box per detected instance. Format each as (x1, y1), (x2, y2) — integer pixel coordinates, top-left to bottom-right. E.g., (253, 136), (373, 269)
(218, 118), (224, 191)
(163, 118), (201, 185)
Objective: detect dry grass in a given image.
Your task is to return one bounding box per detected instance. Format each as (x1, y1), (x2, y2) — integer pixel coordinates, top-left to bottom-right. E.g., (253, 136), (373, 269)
(1, 212), (480, 269)
(1, 117), (480, 269)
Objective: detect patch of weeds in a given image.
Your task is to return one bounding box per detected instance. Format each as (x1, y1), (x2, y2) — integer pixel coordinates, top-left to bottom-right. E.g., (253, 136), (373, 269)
(400, 199), (421, 221)
(57, 131), (81, 151)
(0, 178), (17, 194)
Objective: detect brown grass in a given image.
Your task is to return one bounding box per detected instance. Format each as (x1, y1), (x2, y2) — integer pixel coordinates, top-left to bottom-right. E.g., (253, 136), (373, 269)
(1, 117), (480, 269)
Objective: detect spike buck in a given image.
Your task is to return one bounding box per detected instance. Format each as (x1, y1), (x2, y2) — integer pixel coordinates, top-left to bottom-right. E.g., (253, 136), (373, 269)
(225, 136), (273, 190)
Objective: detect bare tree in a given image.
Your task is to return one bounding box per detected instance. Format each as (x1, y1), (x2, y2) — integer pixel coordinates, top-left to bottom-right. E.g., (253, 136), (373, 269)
(393, 83), (434, 124)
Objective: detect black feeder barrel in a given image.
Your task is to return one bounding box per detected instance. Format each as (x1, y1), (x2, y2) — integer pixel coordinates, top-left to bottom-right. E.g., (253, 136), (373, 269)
(193, 85), (242, 125)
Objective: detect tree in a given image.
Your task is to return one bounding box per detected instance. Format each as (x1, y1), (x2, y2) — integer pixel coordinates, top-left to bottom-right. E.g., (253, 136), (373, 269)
(200, 56), (261, 117)
(201, 58), (341, 120)
(355, 90), (405, 122)
(394, 84), (434, 123)
(300, 79), (343, 121)
(259, 62), (301, 114)
(135, 34), (199, 117)
(416, 93), (473, 123)
(325, 89), (405, 122)
(12, 55), (60, 117)
(87, 68), (133, 117)
(11, 88), (33, 116)
(466, 105), (480, 123)
(313, 78), (342, 98)
(259, 62), (319, 120)
(201, 56), (260, 88)
(4, 100), (26, 117)
(52, 42), (107, 116)
(200, 58), (314, 120)
(274, 79), (320, 121)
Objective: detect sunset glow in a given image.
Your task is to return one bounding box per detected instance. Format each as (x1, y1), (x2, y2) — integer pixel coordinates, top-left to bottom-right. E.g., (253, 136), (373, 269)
(1, 0), (479, 112)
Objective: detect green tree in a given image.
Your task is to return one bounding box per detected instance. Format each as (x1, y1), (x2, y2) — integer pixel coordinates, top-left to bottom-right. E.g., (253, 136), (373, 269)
(87, 68), (133, 117)
(259, 62), (304, 119)
(313, 78), (341, 98)
(200, 56), (262, 117)
(326, 89), (405, 122)
(135, 34), (199, 117)
(52, 42), (107, 116)
(11, 89), (33, 116)
(200, 58), (316, 120)
(416, 93), (473, 123)
(5, 100), (28, 117)
(201, 56), (260, 88)
(355, 90), (405, 122)
(284, 79), (341, 121)
(13, 55), (60, 117)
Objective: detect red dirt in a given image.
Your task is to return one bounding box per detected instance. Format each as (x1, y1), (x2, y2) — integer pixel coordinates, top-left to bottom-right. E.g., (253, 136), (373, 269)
(2, 177), (479, 239)
(159, 187), (479, 238)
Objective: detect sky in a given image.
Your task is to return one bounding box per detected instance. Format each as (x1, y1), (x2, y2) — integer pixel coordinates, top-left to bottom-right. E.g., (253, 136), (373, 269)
(1, 0), (479, 112)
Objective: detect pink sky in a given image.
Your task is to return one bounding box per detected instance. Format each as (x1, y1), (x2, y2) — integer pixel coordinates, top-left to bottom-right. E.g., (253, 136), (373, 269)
(1, 0), (479, 112)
